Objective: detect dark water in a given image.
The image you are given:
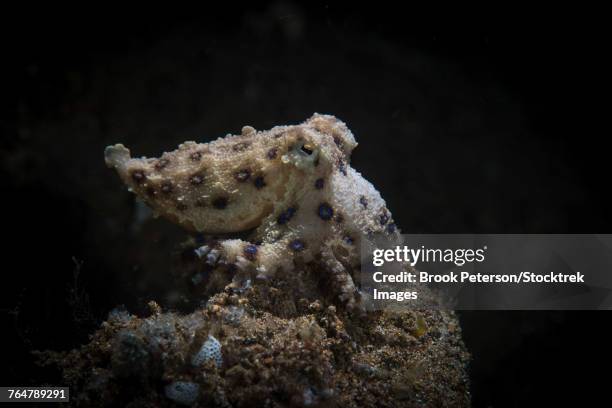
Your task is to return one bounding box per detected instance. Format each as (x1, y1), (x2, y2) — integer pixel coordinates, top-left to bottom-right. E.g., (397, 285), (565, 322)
(1, 5), (608, 406)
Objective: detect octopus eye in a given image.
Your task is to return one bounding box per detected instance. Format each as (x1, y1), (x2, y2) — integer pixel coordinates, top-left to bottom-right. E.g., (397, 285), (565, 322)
(300, 143), (314, 155)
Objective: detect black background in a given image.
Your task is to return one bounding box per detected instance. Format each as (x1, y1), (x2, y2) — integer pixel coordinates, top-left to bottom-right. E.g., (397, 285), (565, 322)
(1, 5), (609, 407)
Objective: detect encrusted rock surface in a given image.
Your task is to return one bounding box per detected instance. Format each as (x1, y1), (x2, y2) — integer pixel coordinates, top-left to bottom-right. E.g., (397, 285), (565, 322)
(44, 275), (469, 407)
